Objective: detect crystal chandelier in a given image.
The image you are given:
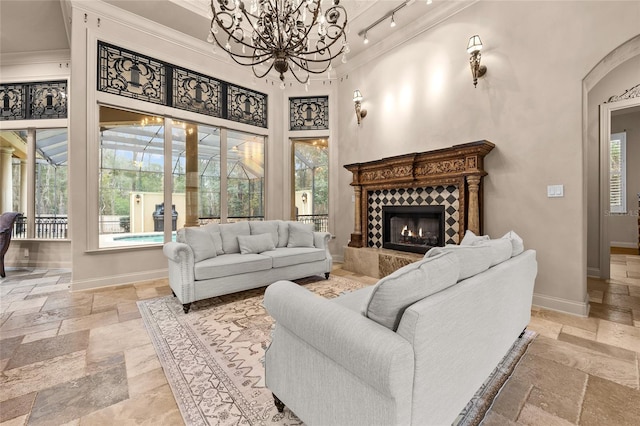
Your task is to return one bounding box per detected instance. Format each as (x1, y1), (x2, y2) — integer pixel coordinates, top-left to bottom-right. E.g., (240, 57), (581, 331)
(207, 0), (349, 86)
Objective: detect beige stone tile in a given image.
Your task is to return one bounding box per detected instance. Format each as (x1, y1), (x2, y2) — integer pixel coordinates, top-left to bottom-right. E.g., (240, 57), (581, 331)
(0, 392), (36, 423)
(557, 332), (637, 362)
(529, 335), (638, 389)
(6, 297), (47, 312)
(58, 310), (119, 336)
(534, 309), (598, 333)
(86, 318), (151, 362)
(0, 321), (61, 340)
(579, 375), (640, 426)
(19, 327), (59, 344)
(607, 283), (630, 295)
(28, 283), (70, 296)
(135, 287), (160, 300)
(4, 307), (43, 317)
(0, 414), (28, 426)
(124, 342), (160, 378)
(516, 403), (575, 425)
(588, 290), (603, 304)
(128, 367), (168, 397)
(91, 287), (139, 311)
(589, 303), (633, 326)
(78, 383), (181, 426)
(629, 286), (640, 297)
(587, 278), (608, 292)
(0, 351), (86, 402)
(561, 325), (597, 341)
(489, 377), (531, 421)
(480, 411), (517, 426)
(603, 293), (640, 310)
(596, 319), (640, 353)
(527, 385), (583, 424)
(527, 316), (562, 339)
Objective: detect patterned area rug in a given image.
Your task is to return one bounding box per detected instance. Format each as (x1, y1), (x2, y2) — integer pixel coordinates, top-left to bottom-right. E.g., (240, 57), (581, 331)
(138, 275), (535, 426)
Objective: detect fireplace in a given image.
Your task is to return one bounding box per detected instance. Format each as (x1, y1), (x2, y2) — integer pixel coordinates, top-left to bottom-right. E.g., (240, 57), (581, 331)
(383, 206), (445, 254)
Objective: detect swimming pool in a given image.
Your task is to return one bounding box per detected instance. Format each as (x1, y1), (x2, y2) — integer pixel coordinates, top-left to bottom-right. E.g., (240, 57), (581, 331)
(112, 233), (176, 243)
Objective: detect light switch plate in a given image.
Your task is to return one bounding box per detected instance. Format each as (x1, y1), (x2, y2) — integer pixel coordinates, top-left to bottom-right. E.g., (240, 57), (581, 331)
(547, 184), (564, 198)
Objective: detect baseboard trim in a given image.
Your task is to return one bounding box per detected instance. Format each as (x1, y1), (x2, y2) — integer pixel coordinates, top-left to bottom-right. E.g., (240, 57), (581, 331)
(587, 267), (600, 278)
(71, 268), (168, 291)
(610, 241), (638, 249)
(532, 293), (590, 317)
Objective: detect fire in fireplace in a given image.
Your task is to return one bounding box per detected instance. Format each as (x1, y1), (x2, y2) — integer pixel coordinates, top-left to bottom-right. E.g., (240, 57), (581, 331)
(382, 206), (445, 254)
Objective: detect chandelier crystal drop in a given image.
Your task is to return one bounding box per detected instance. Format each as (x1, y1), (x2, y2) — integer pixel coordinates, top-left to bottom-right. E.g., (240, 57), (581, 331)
(208, 0), (349, 84)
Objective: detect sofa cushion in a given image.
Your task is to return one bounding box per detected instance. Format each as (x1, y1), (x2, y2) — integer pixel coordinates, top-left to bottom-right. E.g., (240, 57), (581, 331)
(194, 253), (272, 280)
(365, 252), (460, 331)
(276, 220), (289, 248)
(238, 233), (276, 254)
(183, 226), (217, 262)
(260, 247), (326, 268)
(287, 222), (315, 248)
(219, 221), (251, 254)
(472, 239), (513, 266)
(249, 221), (279, 247)
(425, 244), (493, 280)
(333, 286), (375, 315)
(502, 230), (524, 257)
(460, 229), (490, 246)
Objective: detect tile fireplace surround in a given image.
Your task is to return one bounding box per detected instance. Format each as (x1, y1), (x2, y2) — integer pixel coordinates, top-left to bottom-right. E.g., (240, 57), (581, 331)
(343, 140), (495, 277)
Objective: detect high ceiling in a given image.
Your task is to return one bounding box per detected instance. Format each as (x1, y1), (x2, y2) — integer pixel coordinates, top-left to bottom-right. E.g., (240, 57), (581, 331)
(0, 0), (469, 64)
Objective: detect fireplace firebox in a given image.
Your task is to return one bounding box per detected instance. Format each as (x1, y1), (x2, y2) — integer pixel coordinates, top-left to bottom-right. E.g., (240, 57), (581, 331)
(382, 206), (445, 254)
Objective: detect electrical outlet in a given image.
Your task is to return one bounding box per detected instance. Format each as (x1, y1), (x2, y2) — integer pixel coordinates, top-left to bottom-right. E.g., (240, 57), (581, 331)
(24, 248), (29, 257)
(547, 184), (564, 198)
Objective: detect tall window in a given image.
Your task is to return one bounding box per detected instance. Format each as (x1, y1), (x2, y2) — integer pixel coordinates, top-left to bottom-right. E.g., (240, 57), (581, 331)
(98, 105), (265, 247)
(1, 128), (68, 239)
(292, 138), (328, 231)
(610, 132), (627, 214)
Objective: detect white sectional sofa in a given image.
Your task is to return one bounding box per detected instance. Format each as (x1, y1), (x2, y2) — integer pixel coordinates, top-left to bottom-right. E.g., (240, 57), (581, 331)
(264, 231), (537, 425)
(163, 220), (332, 313)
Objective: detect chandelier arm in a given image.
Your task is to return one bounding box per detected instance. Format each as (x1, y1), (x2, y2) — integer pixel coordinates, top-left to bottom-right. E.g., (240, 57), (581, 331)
(211, 31), (273, 63)
(288, 66), (310, 84)
(288, 54), (329, 76)
(252, 60), (277, 79)
(298, 23), (348, 56)
(284, 3), (321, 53)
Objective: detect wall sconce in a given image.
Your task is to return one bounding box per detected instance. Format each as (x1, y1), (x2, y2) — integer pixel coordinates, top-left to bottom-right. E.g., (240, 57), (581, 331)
(353, 89), (367, 124)
(135, 194), (141, 204)
(467, 35), (487, 88)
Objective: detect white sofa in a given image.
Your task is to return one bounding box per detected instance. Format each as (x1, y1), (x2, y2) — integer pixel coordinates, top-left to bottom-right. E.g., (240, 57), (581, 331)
(163, 220), (332, 313)
(264, 231), (537, 425)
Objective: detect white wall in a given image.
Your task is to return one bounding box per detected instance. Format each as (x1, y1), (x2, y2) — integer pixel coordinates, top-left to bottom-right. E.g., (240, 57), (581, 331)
(610, 110), (640, 247)
(333, 1), (640, 315)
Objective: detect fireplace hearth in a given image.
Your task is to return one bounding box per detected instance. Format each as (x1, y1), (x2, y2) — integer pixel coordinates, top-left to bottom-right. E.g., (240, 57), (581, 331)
(383, 206), (445, 254)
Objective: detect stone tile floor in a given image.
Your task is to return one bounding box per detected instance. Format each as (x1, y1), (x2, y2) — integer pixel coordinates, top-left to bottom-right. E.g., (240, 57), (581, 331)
(0, 256), (639, 425)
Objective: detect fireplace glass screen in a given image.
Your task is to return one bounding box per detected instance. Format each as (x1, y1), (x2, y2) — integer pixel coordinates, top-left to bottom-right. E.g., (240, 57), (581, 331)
(382, 206), (445, 254)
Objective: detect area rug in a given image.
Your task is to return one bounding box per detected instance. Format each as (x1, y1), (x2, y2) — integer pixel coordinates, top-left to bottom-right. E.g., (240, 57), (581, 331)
(138, 275), (535, 426)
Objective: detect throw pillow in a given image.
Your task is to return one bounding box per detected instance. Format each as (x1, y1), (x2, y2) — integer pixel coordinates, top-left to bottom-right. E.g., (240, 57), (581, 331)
(365, 252), (460, 331)
(501, 230), (524, 257)
(211, 231), (224, 255)
(425, 244), (492, 280)
(460, 229), (490, 246)
(471, 238), (513, 266)
(276, 220), (289, 248)
(183, 226), (217, 262)
(287, 222), (315, 248)
(237, 233), (276, 254)
(219, 222), (251, 254)
(249, 221), (279, 247)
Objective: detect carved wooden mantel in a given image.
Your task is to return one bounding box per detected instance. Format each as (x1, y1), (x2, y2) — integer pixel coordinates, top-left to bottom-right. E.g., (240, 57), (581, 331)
(344, 140), (495, 248)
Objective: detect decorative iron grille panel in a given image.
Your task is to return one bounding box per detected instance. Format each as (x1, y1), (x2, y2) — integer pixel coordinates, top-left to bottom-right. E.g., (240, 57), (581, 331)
(289, 96), (329, 130)
(227, 85), (268, 128)
(30, 81), (68, 119)
(0, 83), (27, 120)
(173, 68), (222, 117)
(98, 42), (166, 105)
(96, 41), (268, 128)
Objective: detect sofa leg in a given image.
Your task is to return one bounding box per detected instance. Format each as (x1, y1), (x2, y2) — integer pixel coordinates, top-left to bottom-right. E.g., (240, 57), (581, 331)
(325, 272), (330, 280)
(183, 303), (191, 314)
(172, 290), (176, 297)
(519, 328), (526, 338)
(272, 393), (285, 413)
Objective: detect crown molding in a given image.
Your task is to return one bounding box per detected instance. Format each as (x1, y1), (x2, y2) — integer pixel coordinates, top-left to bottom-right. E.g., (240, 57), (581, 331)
(0, 49), (71, 66)
(336, 0), (478, 77)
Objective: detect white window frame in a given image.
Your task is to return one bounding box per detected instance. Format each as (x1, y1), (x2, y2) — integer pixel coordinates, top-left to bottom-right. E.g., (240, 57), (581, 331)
(609, 132), (627, 214)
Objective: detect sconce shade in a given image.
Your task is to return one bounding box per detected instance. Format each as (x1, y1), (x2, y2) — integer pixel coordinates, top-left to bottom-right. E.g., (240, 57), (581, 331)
(467, 35), (483, 54)
(353, 90), (363, 103)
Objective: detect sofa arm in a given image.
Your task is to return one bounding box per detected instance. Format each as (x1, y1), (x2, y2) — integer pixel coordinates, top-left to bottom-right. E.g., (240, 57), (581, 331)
(313, 231), (331, 249)
(162, 242), (196, 304)
(264, 280), (414, 398)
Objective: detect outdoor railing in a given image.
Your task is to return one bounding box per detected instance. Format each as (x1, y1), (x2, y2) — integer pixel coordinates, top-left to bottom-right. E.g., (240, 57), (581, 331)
(13, 216), (68, 239)
(296, 214), (328, 232)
